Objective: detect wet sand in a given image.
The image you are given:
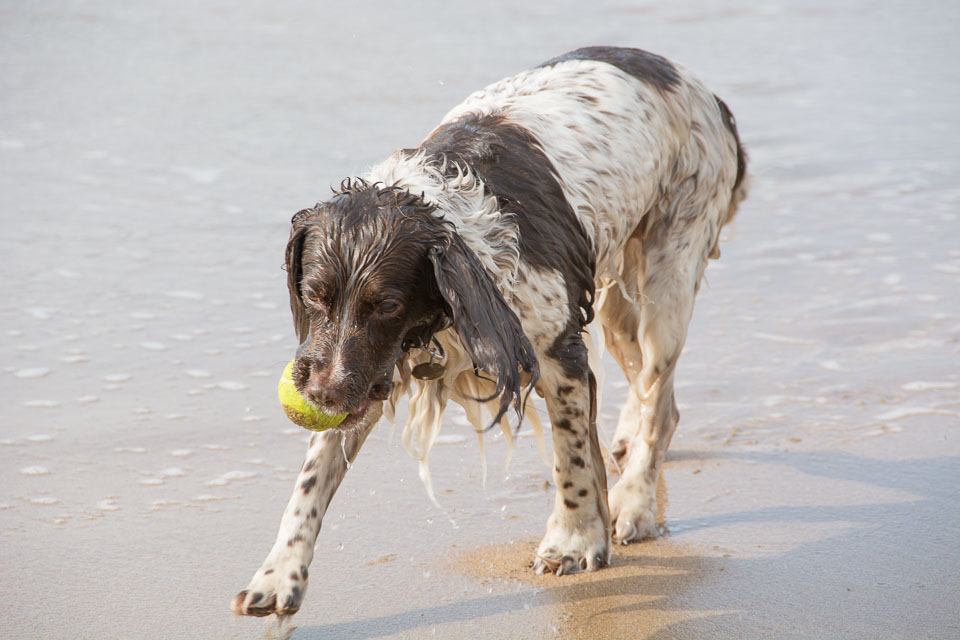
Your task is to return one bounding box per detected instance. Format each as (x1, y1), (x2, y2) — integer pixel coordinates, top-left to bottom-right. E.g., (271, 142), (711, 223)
(2, 0), (959, 638)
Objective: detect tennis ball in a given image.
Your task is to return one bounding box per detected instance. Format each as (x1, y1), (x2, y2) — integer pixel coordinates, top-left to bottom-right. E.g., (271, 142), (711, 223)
(278, 360), (348, 431)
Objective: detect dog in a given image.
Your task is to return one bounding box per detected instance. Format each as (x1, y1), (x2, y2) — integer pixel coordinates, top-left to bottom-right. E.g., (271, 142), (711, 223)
(231, 46), (747, 617)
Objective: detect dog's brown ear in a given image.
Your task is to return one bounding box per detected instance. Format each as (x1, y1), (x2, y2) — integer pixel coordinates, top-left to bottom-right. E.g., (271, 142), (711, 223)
(429, 233), (538, 425)
(284, 222), (310, 344)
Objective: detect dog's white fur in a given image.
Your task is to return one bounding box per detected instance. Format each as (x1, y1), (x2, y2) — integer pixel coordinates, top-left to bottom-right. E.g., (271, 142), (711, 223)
(233, 50), (746, 618)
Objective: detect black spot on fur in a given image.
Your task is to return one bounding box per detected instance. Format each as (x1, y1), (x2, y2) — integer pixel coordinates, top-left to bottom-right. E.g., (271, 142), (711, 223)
(573, 439), (584, 449)
(418, 113), (596, 328)
(301, 565), (309, 579)
(563, 499), (579, 509)
(563, 481), (573, 489)
(571, 455), (585, 468)
(557, 385), (575, 396)
(578, 488), (589, 497)
(540, 46), (680, 93)
(310, 507), (318, 519)
(714, 95), (747, 193)
(555, 418), (574, 432)
(546, 323), (589, 379)
(286, 534), (305, 548)
(300, 474), (317, 494)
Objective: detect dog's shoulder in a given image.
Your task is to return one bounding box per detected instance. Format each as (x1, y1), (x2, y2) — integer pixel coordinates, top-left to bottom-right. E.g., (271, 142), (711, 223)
(417, 113), (596, 325)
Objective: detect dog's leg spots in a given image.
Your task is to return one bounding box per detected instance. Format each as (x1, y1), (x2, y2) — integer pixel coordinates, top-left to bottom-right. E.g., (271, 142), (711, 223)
(533, 362), (610, 576)
(608, 391), (643, 470)
(231, 404), (380, 617)
(509, 268), (610, 573)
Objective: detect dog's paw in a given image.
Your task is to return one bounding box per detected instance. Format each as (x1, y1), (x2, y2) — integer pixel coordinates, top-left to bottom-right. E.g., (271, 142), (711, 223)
(533, 517), (609, 576)
(231, 556), (310, 617)
(608, 476), (661, 544)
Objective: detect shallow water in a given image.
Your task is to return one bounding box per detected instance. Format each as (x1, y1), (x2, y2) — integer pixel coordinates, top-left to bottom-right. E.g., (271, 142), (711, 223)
(2, 0), (959, 638)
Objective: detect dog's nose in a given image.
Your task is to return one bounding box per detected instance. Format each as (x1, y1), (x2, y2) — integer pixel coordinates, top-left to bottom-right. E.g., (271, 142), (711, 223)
(369, 380), (392, 400)
(307, 378), (346, 411)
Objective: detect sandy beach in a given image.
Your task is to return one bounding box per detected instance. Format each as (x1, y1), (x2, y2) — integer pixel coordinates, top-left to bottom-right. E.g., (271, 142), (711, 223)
(2, 1), (958, 638)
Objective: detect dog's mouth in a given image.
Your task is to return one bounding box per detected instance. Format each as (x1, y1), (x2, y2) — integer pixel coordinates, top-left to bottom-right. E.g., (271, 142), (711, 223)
(333, 400), (372, 430)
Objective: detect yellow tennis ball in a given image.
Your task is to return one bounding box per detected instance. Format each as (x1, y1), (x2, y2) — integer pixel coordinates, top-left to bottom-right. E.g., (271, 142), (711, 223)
(277, 360), (348, 431)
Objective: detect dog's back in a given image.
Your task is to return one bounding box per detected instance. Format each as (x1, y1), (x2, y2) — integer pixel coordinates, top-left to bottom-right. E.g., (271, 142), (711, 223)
(374, 46), (746, 290)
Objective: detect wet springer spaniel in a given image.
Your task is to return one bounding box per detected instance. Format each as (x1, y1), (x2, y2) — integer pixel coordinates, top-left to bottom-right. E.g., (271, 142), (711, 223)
(232, 46), (747, 617)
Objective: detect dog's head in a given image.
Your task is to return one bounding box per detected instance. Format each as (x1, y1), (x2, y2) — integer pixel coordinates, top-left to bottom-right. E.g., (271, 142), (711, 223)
(284, 181), (537, 424)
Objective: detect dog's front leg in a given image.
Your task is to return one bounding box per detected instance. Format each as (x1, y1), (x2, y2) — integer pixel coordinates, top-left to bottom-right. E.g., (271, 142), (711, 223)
(231, 404), (380, 617)
(533, 362), (611, 575)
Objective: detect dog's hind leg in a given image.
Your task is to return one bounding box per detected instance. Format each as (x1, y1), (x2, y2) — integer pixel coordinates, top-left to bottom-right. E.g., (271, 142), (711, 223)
(606, 204), (722, 543)
(606, 235), (695, 543)
(231, 404), (380, 617)
(596, 241), (645, 472)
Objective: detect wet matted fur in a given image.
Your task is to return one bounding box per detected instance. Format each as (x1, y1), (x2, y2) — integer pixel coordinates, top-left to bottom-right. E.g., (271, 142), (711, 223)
(232, 46), (747, 618)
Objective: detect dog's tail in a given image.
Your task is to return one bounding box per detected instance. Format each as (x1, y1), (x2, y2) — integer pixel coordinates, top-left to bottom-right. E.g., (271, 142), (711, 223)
(714, 95), (749, 230)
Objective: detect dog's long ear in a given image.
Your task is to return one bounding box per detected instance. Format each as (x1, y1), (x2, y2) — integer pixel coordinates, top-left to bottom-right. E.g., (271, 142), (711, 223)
(429, 233), (538, 425)
(284, 223), (310, 344)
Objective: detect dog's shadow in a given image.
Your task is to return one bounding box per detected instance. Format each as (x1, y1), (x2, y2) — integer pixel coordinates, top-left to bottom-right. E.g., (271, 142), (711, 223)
(289, 448), (959, 639)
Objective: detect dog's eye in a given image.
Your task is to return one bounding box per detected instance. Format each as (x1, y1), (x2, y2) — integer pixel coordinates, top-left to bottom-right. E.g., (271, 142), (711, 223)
(378, 300), (401, 316)
(304, 290), (321, 305)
